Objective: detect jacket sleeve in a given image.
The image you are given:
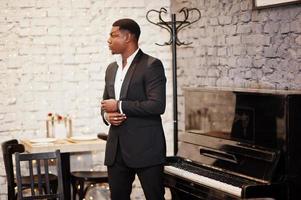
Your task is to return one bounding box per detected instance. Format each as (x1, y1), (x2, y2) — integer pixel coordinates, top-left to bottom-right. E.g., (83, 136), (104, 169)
(101, 66), (111, 126)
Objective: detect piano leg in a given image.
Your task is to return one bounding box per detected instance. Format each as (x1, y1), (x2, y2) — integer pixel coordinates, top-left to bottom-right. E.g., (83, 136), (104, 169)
(169, 188), (203, 200)
(243, 183), (288, 200)
(169, 188), (181, 200)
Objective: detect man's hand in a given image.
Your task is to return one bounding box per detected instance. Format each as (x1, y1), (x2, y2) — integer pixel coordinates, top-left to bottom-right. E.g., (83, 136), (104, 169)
(106, 112), (126, 126)
(101, 99), (118, 113)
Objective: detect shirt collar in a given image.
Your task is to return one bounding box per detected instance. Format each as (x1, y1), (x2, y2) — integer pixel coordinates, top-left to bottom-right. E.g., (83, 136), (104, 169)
(115, 48), (140, 68)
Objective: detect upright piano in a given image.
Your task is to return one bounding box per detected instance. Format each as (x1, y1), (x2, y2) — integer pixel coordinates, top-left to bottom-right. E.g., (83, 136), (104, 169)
(164, 87), (301, 200)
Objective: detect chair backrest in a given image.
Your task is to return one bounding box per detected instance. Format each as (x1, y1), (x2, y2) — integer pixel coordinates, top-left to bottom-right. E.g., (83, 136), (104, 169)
(15, 150), (64, 200)
(1, 139), (25, 200)
(97, 133), (108, 141)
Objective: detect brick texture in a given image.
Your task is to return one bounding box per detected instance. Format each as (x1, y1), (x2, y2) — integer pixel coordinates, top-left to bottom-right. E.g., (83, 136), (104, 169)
(2, 0), (300, 199)
(0, 0), (172, 199)
(172, 0), (301, 132)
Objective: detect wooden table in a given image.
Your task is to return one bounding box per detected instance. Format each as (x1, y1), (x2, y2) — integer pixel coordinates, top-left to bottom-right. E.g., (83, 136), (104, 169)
(20, 138), (106, 200)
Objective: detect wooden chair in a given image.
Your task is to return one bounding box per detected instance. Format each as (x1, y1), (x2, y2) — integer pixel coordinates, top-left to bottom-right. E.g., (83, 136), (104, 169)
(1, 139), (58, 200)
(15, 150), (64, 200)
(71, 171), (108, 200)
(70, 133), (108, 200)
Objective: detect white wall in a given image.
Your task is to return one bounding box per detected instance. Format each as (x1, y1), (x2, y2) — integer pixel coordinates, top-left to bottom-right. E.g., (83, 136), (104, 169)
(171, 0), (301, 131)
(0, 0), (174, 199)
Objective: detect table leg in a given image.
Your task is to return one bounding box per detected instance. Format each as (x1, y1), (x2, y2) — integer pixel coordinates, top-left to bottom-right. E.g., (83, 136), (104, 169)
(61, 152), (71, 200)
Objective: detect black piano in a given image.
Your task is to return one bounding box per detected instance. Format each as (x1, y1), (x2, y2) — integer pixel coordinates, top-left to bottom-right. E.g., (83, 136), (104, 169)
(164, 87), (301, 200)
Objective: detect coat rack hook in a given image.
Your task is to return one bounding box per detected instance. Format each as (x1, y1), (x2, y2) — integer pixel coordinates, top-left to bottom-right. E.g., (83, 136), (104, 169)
(146, 7), (201, 46)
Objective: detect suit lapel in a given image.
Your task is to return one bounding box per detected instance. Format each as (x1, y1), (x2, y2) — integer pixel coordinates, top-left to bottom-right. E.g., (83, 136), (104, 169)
(119, 50), (143, 100)
(108, 63), (118, 99)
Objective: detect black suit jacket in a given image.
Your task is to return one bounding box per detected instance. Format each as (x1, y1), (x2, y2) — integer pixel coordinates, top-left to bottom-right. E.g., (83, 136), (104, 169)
(102, 50), (166, 168)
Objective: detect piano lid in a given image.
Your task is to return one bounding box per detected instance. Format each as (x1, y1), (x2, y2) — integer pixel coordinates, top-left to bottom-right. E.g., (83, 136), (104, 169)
(183, 86), (301, 150)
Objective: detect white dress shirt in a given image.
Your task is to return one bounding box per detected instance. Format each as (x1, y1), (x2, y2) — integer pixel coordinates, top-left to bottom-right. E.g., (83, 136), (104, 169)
(114, 48), (139, 100)
(114, 48), (139, 113)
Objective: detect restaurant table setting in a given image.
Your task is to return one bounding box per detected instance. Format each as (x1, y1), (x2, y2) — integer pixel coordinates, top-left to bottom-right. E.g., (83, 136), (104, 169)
(18, 113), (106, 200)
(27, 135), (99, 145)
(21, 113), (103, 152)
(21, 135), (103, 153)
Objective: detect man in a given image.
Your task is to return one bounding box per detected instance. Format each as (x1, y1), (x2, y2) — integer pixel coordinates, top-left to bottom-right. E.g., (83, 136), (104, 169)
(101, 18), (166, 200)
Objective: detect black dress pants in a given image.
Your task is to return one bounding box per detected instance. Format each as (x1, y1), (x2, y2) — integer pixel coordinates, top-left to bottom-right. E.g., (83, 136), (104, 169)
(107, 144), (165, 200)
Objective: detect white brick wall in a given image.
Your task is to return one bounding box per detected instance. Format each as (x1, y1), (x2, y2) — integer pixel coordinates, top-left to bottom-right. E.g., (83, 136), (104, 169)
(5, 0), (300, 199)
(0, 0), (173, 199)
(172, 0), (301, 133)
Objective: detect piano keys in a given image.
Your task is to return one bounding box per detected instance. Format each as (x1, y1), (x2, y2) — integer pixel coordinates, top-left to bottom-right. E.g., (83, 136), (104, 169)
(164, 87), (301, 200)
(165, 161), (244, 197)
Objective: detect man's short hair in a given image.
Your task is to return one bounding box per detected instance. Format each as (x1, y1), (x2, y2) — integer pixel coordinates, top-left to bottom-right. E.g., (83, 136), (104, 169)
(113, 18), (141, 41)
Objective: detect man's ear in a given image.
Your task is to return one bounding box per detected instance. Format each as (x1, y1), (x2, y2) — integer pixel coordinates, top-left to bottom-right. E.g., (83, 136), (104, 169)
(124, 32), (134, 43)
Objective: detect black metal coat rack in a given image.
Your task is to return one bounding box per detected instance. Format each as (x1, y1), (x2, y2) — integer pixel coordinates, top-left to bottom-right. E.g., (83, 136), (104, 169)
(146, 7), (201, 155)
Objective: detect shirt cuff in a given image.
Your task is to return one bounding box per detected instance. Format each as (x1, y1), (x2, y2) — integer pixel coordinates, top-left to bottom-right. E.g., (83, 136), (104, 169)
(118, 101), (123, 114)
(104, 112), (110, 124)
